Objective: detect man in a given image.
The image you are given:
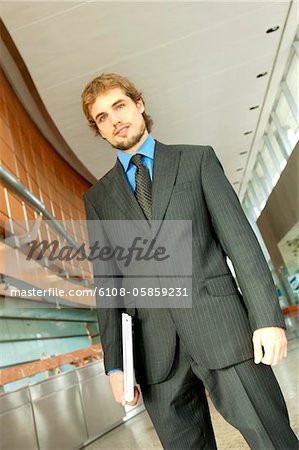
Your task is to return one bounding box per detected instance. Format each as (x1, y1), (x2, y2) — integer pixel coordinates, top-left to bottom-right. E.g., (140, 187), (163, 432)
(82, 73), (297, 449)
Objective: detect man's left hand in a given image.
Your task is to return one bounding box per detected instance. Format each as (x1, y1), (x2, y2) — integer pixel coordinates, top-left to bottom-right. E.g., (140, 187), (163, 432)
(252, 327), (288, 366)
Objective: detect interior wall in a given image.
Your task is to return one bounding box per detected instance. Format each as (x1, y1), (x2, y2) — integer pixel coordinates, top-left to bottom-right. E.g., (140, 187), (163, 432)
(0, 69), (91, 227)
(257, 143), (299, 271)
(0, 70), (98, 384)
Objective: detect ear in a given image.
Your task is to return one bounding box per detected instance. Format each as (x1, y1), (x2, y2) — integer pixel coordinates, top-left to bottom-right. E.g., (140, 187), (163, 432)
(136, 98), (145, 114)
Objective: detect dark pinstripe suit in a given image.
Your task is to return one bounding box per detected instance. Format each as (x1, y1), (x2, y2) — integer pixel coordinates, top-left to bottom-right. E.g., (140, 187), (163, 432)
(84, 142), (297, 449)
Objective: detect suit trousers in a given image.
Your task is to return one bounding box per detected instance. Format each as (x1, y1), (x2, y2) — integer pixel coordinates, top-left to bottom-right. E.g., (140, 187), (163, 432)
(140, 335), (298, 450)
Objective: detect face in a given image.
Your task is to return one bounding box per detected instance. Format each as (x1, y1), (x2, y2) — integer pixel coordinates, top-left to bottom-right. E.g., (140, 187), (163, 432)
(89, 87), (148, 152)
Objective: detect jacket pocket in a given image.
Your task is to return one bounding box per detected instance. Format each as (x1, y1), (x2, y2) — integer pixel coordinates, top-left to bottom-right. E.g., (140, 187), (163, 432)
(172, 180), (193, 194)
(205, 274), (238, 297)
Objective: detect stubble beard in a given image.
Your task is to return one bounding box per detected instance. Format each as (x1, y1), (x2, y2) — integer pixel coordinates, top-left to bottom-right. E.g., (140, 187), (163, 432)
(110, 122), (146, 151)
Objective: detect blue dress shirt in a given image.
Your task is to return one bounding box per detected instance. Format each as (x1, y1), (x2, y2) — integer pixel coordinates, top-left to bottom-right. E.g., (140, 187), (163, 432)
(117, 134), (155, 192)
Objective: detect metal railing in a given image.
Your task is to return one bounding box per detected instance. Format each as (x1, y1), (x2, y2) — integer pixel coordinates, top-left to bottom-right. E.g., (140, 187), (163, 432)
(1, 164), (81, 250)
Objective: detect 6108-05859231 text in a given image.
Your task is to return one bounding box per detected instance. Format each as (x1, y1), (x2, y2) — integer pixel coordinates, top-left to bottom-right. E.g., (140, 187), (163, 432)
(96, 287), (189, 297)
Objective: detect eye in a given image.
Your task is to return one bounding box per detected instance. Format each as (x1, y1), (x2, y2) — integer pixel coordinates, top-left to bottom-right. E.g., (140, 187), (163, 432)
(98, 114), (107, 123)
(117, 103), (125, 110)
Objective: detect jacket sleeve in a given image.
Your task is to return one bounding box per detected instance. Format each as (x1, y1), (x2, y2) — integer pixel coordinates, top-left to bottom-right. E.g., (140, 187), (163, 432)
(83, 193), (123, 374)
(201, 146), (285, 331)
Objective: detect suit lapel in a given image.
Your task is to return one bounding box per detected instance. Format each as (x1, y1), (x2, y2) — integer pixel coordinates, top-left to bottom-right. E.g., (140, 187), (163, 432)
(108, 160), (146, 220)
(152, 141), (181, 220)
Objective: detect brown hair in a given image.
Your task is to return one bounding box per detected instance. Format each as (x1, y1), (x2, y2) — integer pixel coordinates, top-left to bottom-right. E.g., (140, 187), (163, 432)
(81, 73), (153, 135)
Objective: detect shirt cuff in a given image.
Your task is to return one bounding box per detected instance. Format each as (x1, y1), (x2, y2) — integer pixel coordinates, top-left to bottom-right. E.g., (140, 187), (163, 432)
(107, 368), (122, 375)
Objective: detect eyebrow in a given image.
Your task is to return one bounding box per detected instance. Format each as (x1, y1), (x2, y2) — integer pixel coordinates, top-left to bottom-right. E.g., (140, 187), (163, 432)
(94, 99), (126, 122)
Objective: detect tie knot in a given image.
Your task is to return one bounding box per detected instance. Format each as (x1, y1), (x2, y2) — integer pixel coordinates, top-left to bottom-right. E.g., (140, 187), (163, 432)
(130, 153), (143, 168)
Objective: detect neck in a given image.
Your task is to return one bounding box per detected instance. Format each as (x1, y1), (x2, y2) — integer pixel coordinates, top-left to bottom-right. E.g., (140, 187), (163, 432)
(122, 129), (149, 154)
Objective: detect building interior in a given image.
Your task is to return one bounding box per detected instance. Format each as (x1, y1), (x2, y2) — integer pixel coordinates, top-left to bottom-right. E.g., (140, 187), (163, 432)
(0, 2), (298, 449)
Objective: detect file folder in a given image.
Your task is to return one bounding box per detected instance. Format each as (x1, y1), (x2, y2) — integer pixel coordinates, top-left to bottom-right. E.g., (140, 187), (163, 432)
(122, 313), (135, 403)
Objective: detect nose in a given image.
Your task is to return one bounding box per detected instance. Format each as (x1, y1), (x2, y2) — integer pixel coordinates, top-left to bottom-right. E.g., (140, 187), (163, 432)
(110, 110), (122, 126)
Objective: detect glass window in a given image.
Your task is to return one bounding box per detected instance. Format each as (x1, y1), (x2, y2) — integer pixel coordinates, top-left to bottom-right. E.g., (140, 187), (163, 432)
(242, 34), (298, 221)
(255, 159), (271, 195)
(251, 176), (266, 210)
(275, 91), (297, 132)
(285, 53), (299, 106)
(268, 121), (288, 169)
(243, 196), (256, 224)
(261, 143), (279, 187)
(247, 183), (260, 218)
(242, 197), (250, 215)
(286, 128), (299, 150)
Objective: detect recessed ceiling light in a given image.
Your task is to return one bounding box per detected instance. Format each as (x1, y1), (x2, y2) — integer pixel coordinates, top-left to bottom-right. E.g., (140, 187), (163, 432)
(240, 151), (248, 155)
(249, 105), (259, 110)
(266, 26), (279, 34)
(256, 72), (268, 78)
(236, 168), (243, 172)
(244, 131), (253, 135)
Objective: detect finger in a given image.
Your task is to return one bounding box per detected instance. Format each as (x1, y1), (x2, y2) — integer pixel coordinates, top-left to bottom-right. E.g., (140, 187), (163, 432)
(253, 337), (263, 364)
(271, 343), (282, 366)
(127, 387), (140, 406)
(278, 339), (287, 364)
(272, 334), (288, 366)
(132, 386), (140, 404)
(135, 387), (140, 402)
(279, 337), (288, 363)
(127, 396), (138, 406)
(282, 335), (288, 359)
(127, 400), (135, 406)
(261, 343), (274, 365)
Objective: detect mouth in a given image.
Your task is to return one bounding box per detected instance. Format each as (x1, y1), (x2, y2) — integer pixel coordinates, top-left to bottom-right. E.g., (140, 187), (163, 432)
(115, 125), (130, 136)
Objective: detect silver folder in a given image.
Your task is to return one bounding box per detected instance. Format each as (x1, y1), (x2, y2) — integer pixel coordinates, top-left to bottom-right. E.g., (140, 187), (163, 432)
(122, 313), (135, 402)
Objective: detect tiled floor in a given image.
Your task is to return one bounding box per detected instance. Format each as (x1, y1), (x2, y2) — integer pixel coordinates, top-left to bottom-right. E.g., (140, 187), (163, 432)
(85, 337), (298, 450)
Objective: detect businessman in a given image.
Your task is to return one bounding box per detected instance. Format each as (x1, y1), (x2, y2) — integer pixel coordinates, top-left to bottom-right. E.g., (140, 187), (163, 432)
(82, 73), (297, 449)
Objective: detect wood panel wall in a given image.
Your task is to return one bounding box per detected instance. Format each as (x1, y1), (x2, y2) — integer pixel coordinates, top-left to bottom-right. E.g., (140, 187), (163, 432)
(0, 69), (91, 227)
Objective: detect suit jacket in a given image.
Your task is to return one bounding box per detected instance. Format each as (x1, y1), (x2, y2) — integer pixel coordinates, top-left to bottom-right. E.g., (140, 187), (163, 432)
(84, 141), (285, 385)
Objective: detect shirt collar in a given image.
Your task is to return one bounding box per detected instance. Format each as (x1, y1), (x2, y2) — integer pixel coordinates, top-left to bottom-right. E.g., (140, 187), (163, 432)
(117, 134), (155, 173)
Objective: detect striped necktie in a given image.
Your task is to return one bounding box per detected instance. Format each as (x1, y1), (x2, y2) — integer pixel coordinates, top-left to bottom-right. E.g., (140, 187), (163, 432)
(130, 154), (152, 220)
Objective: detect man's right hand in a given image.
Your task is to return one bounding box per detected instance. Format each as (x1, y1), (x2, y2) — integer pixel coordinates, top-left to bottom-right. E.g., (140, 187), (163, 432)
(109, 370), (140, 406)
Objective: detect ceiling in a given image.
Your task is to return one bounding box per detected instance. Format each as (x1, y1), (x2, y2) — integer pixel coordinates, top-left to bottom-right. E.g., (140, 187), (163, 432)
(1, 1), (298, 197)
